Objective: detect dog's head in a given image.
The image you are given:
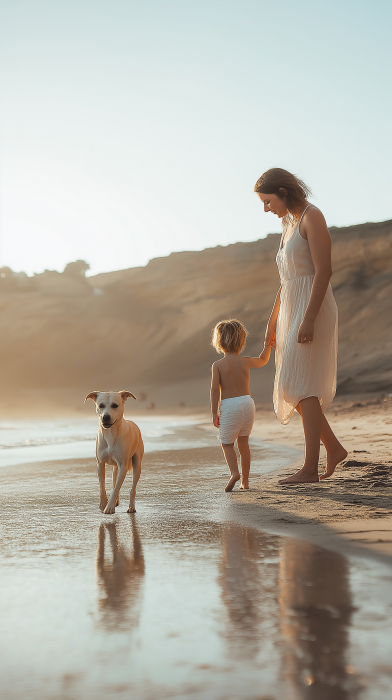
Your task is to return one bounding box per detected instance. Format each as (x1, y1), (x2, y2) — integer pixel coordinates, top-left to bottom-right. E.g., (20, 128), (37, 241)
(85, 390), (137, 429)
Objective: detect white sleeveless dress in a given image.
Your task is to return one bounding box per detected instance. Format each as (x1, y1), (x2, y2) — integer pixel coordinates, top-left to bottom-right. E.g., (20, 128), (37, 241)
(274, 206), (338, 424)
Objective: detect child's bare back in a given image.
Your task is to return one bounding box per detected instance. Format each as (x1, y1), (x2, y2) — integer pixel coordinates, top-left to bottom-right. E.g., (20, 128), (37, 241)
(210, 319), (271, 492)
(213, 352), (265, 400)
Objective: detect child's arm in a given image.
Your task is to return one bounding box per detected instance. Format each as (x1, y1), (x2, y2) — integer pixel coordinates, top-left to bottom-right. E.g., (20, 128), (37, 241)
(210, 363), (221, 427)
(245, 342), (271, 368)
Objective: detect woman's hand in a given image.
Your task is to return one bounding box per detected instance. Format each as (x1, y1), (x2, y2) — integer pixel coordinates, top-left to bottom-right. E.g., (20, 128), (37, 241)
(265, 322), (276, 349)
(297, 318), (315, 344)
(213, 413), (220, 428)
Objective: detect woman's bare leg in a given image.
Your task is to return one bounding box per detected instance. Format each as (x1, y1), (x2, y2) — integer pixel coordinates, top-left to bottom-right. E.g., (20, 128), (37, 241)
(278, 397), (321, 484)
(319, 415), (347, 479)
(296, 403), (347, 479)
(237, 435), (251, 489)
(221, 443), (241, 492)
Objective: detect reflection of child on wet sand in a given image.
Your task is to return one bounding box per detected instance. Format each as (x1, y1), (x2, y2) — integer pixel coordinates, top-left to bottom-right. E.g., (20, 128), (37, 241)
(211, 319), (271, 492)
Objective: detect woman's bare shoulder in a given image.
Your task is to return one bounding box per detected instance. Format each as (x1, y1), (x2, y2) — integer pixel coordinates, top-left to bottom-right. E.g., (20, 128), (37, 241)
(301, 206), (329, 239)
(303, 206), (327, 227)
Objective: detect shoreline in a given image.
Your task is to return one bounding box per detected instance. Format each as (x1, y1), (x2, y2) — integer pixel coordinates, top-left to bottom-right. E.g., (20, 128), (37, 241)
(218, 395), (392, 561)
(2, 395), (392, 563)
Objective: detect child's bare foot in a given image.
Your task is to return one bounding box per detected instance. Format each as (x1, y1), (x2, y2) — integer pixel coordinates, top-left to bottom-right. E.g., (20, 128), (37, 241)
(320, 446), (348, 480)
(240, 482), (249, 490)
(225, 473), (240, 492)
(278, 467), (319, 485)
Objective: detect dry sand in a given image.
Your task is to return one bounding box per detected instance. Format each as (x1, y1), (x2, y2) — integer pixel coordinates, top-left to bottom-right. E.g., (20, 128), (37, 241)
(201, 395), (392, 561)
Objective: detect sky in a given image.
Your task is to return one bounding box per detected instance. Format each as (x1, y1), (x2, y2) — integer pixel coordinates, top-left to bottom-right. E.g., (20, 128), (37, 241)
(0, 0), (391, 276)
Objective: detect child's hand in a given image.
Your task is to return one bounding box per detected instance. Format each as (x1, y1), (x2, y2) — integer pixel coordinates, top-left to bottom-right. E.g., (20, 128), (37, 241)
(213, 414), (220, 428)
(265, 334), (276, 348)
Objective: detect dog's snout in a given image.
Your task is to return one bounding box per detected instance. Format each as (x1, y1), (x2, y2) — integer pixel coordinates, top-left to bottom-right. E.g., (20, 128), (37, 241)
(102, 413), (111, 422)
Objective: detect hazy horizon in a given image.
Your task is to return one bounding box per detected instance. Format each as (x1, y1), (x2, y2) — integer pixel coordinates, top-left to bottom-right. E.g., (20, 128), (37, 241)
(1, 0), (391, 276)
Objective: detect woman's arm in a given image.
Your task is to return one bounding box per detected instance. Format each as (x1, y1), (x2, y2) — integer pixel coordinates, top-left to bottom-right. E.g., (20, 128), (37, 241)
(265, 287), (281, 348)
(210, 363), (221, 426)
(297, 208), (332, 344)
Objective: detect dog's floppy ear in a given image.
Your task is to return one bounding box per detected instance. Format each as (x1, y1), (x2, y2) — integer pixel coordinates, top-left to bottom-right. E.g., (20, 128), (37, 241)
(85, 391), (99, 403)
(119, 390), (137, 401)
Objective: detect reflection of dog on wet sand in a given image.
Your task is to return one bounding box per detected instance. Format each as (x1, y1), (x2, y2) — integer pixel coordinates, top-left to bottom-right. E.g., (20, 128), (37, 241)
(96, 521), (145, 630)
(85, 390), (144, 514)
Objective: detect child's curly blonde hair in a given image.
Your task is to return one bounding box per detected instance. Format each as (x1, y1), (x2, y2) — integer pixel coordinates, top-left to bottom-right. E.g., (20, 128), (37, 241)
(211, 319), (248, 354)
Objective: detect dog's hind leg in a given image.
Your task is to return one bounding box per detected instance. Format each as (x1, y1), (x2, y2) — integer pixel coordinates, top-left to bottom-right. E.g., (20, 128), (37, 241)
(112, 465), (120, 506)
(128, 451), (142, 514)
(98, 461), (108, 512)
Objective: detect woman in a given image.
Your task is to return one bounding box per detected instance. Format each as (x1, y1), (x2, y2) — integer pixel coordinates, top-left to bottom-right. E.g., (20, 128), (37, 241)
(255, 168), (347, 483)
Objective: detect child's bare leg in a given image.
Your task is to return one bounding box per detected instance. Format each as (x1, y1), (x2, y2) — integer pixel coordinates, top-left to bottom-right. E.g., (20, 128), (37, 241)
(296, 403), (347, 479)
(278, 397), (321, 484)
(237, 435), (251, 489)
(221, 443), (240, 492)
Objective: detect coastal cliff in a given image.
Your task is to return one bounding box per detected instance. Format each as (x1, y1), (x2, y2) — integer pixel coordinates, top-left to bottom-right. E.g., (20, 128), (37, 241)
(0, 219), (391, 412)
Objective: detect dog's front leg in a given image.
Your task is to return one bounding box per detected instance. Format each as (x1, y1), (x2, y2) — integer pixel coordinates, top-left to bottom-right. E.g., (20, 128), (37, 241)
(112, 465), (120, 506)
(97, 461), (108, 512)
(104, 463), (127, 515)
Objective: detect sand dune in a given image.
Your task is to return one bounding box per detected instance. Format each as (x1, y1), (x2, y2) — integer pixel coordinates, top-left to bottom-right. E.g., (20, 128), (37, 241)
(0, 219), (391, 414)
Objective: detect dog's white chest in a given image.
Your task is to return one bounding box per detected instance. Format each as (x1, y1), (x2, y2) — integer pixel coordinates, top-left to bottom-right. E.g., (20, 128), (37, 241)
(97, 431), (119, 464)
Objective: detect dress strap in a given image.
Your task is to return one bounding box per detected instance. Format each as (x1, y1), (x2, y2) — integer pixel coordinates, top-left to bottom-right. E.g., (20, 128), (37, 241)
(298, 204), (312, 226)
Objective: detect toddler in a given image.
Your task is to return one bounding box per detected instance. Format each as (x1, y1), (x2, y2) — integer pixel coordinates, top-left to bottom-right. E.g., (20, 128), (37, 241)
(211, 319), (271, 492)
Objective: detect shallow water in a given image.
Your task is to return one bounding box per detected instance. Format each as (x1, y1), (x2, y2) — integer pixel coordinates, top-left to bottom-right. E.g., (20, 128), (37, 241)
(0, 416), (206, 467)
(1, 420), (392, 699)
(0, 416), (297, 472)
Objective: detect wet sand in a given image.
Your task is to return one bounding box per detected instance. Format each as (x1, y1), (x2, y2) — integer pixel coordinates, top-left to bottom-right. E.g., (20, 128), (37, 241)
(224, 395), (392, 561)
(1, 402), (392, 698)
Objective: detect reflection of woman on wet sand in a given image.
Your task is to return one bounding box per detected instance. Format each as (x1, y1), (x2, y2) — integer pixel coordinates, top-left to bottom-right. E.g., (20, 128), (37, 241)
(95, 520), (144, 631)
(279, 538), (359, 697)
(255, 168), (347, 484)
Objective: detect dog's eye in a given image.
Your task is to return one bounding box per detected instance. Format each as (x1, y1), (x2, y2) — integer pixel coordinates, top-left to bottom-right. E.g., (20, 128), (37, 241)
(99, 403), (105, 409)
(111, 403), (118, 409)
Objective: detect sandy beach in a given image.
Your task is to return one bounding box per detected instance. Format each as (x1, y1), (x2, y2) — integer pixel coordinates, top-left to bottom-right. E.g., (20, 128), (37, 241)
(1, 0), (391, 695)
(217, 395), (392, 560)
(1, 398), (392, 698)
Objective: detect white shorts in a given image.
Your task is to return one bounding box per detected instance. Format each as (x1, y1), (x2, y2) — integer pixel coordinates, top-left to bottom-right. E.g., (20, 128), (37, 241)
(219, 395), (255, 445)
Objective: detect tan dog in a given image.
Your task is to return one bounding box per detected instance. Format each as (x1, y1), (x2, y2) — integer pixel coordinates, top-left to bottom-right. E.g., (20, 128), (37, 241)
(85, 390), (144, 514)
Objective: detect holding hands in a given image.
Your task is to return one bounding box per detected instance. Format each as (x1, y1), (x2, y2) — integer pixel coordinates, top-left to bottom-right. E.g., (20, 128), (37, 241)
(264, 322), (276, 348)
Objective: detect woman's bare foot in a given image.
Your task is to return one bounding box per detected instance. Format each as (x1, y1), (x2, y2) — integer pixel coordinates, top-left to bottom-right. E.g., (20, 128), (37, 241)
(278, 466), (319, 485)
(239, 482), (249, 490)
(225, 473), (240, 492)
(320, 446), (348, 480)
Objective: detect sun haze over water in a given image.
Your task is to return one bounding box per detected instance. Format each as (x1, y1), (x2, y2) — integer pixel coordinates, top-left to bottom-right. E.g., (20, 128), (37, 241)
(0, 0), (391, 276)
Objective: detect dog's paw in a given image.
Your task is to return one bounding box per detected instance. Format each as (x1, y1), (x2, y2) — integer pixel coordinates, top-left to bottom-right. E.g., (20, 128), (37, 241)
(99, 498), (108, 512)
(127, 506), (136, 513)
(103, 502), (116, 515)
